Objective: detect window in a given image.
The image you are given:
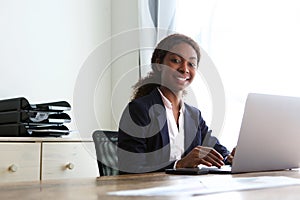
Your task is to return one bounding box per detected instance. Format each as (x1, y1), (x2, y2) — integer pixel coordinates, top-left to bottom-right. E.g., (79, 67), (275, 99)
(175, 0), (300, 148)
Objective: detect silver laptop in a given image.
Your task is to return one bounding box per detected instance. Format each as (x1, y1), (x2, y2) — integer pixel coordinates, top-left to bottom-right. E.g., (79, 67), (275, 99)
(206, 93), (300, 174)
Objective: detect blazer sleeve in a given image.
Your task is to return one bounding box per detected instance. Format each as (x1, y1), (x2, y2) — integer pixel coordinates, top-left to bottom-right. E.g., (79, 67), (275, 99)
(117, 100), (174, 174)
(199, 114), (230, 158)
(118, 101), (148, 174)
(190, 105), (230, 158)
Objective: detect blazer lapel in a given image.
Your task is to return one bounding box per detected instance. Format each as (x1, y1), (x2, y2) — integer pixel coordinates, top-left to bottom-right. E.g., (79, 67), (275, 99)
(184, 106), (199, 153)
(150, 89), (170, 162)
(151, 89), (169, 147)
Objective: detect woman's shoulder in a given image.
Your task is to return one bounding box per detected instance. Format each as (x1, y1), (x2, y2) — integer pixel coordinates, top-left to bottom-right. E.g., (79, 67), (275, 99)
(184, 103), (203, 117)
(130, 88), (162, 107)
(184, 102), (200, 111)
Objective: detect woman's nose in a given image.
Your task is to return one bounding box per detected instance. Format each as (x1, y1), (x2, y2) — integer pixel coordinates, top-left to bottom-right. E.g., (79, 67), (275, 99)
(179, 62), (189, 73)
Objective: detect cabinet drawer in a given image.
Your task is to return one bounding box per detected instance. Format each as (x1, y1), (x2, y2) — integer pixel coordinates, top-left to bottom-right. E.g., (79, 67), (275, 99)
(0, 142), (41, 183)
(42, 142), (98, 180)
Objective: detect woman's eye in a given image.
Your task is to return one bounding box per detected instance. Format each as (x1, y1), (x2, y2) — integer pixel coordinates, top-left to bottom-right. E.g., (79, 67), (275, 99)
(171, 58), (181, 63)
(189, 62), (197, 68)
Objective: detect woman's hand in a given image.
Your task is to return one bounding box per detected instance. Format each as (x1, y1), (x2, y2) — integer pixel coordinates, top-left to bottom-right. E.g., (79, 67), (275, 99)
(225, 147), (236, 165)
(176, 146), (225, 168)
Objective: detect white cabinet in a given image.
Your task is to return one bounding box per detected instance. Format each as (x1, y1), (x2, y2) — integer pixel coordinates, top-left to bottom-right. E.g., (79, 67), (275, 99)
(0, 138), (99, 183)
(0, 142), (40, 183)
(42, 142), (98, 180)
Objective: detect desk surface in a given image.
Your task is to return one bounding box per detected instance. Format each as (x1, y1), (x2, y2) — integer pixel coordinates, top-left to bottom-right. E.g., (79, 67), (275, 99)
(1, 170), (300, 200)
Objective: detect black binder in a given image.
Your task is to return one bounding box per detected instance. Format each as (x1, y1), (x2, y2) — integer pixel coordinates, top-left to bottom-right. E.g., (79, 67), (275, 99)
(0, 97), (71, 112)
(0, 110), (71, 124)
(0, 123), (70, 137)
(0, 97), (71, 137)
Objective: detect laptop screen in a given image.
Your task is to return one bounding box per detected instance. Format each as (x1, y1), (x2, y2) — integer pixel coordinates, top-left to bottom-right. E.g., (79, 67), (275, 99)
(231, 93), (300, 173)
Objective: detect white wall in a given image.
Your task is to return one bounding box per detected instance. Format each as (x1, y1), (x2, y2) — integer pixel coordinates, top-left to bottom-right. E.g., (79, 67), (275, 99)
(74, 0), (140, 138)
(0, 0), (108, 101)
(0, 0), (139, 138)
(110, 0), (139, 129)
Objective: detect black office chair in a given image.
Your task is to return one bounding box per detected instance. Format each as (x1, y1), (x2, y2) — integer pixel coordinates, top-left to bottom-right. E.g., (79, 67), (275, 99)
(92, 130), (119, 176)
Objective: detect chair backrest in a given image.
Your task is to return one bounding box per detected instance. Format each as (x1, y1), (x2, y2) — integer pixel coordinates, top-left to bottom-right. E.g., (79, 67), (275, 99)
(92, 130), (119, 176)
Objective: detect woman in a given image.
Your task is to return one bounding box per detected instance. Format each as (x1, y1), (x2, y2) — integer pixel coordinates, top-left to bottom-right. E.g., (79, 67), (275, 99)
(117, 34), (234, 174)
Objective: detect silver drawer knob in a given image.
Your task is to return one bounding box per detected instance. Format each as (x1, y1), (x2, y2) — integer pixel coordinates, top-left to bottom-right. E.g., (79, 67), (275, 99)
(8, 164), (18, 172)
(66, 163), (75, 170)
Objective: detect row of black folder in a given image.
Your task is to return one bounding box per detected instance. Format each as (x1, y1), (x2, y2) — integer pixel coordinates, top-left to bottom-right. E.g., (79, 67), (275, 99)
(0, 97), (71, 137)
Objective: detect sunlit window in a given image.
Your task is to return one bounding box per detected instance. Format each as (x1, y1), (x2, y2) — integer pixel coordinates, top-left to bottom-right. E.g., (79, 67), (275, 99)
(175, 0), (300, 148)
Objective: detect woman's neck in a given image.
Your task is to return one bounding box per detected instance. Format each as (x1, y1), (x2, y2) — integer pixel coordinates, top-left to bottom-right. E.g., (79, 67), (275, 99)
(159, 86), (183, 125)
(159, 86), (183, 108)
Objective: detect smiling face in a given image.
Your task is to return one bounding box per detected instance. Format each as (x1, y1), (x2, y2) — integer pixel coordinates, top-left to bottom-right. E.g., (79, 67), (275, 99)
(157, 42), (198, 93)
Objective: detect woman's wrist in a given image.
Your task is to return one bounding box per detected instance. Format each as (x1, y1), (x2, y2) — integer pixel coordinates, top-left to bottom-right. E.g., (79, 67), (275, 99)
(175, 159), (184, 168)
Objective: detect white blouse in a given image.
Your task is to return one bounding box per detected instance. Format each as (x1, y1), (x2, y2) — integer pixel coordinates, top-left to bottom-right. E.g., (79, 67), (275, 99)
(157, 88), (185, 161)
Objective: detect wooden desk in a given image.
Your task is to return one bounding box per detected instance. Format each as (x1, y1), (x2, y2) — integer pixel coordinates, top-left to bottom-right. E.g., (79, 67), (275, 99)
(0, 170), (300, 200)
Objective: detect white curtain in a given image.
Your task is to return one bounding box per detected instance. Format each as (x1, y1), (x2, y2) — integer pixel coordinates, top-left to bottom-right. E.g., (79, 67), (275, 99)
(138, 0), (177, 77)
(173, 0), (300, 149)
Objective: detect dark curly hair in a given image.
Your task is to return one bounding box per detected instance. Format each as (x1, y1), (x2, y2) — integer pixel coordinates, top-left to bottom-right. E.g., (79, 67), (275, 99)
(132, 33), (201, 100)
